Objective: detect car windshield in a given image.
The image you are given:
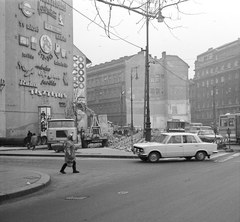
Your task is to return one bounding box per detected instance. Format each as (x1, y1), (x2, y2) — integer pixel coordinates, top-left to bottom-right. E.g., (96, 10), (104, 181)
(201, 130), (215, 135)
(152, 134), (169, 144)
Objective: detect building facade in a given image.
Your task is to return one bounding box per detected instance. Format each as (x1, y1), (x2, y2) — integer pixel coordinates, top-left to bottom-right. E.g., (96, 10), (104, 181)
(86, 51), (190, 131)
(0, 0), (75, 144)
(189, 38), (240, 127)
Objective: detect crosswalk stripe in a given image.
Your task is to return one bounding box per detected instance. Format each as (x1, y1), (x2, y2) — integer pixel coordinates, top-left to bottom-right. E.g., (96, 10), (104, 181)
(214, 152), (240, 163)
(211, 152), (229, 159)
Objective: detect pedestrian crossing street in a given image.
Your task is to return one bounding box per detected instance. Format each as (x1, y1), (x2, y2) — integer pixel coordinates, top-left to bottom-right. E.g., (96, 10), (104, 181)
(211, 152), (240, 163)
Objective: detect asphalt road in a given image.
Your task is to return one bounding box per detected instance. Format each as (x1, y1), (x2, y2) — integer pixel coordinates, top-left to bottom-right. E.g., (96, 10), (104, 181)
(0, 153), (240, 222)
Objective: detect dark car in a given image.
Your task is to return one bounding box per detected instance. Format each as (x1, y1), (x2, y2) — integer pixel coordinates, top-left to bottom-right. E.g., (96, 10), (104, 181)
(197, 130), (223, 143)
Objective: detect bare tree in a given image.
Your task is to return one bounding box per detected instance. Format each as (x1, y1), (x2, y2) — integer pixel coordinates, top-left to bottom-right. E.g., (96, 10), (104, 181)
(90, 0), (190, 38)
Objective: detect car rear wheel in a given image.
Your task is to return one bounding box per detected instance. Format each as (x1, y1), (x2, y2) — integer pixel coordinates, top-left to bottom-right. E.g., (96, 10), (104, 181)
(195, 151), (206, 161)
(148, 152), (160, 163)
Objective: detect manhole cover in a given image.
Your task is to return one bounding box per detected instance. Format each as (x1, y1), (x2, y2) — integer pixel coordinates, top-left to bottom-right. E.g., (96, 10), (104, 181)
(65, 196), (89, 200)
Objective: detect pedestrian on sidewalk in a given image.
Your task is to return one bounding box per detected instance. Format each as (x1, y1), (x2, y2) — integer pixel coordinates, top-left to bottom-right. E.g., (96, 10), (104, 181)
(30, 133), (38, 151)
(60, 134), (79, 174)
(27, 130), (32, 149)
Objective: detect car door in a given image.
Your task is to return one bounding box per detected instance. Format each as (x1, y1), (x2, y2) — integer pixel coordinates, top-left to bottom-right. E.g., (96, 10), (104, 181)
(165, 135), (184, 157)
(182, 135), (199, 156)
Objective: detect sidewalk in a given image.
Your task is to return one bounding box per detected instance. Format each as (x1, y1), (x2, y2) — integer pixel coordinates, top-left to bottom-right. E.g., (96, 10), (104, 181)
(0, 145), (136, 203)
(0, 168), (50, 203)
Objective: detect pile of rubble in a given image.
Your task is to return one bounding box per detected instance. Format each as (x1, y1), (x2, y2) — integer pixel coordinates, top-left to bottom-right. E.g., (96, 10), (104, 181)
(108, 132), (146, 152)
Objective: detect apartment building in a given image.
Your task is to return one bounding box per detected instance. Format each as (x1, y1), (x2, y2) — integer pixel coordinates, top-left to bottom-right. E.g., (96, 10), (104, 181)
(189, 38), (240, 126)
(86, 51), (190, 130)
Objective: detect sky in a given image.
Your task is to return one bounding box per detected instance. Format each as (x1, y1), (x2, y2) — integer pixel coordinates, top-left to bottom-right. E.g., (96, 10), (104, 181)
(72, 0), (240, 79)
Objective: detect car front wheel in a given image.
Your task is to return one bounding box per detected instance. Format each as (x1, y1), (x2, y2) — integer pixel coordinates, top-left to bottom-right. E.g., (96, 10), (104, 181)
(140, 157), (148, 162)
(195, 151), (206, 161)
(148, 152), (160, 163)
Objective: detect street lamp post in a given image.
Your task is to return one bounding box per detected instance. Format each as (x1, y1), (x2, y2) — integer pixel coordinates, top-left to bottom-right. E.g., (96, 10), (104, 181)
(120, 89), (125, 131)
(145, 13), (151, 142)
(144, 4), (164, 142)
(131, 67), (138, 148)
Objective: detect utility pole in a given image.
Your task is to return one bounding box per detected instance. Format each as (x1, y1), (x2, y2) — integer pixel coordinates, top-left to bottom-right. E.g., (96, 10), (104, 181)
(212, 85), (217, 137)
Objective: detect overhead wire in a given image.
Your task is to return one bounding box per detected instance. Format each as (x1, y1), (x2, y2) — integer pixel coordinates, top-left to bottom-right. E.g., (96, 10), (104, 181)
(61, 0), (142, 50)
(62, 0), (191, 83)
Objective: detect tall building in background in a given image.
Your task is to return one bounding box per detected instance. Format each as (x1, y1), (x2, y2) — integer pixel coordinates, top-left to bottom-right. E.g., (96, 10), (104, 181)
(86, 51), (190, 131)
(190, 38), (240, 126)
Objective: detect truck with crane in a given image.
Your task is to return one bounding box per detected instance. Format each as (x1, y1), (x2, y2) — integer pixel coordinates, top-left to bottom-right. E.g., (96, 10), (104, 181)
(73, 101), (109, 148)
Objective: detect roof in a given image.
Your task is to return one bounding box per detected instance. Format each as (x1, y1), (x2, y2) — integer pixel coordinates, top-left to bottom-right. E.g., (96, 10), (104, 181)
(161, 132), (197, 136)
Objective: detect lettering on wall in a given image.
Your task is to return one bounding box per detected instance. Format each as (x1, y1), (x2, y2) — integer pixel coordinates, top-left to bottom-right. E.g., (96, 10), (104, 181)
(29, 88), (67, 99)
(37, 1), (57, 19)
(18, 61), (34, 77)
(44, 21), (62, 34)
(54, 60), (68, 68)
(40, 0), (66, 12)
(35, 64), (51, 72)
(40, 79), (56, 86)
(22, 52), (34, 59)
(26, 24), (39, 32)
(55, 34), (66, 42)
(19, 79), (37, 88)
(63, 72), (68, 86)
(19, 1), (35, 17)
(37, 70), (60, 80)
(38, 50), (53, 61)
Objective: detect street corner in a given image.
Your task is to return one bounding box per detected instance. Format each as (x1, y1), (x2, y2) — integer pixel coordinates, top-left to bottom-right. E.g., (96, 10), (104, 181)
(0, 170), (51, 203)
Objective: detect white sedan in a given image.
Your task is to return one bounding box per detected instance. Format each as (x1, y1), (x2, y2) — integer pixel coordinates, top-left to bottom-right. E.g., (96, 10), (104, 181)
(133, 132), (218, 163)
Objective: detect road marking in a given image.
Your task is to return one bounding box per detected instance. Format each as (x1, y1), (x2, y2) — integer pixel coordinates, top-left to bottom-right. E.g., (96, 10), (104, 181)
(65, 196), (89, 200)
(215, 153), (240, 163)
(211, 152), (229, 159)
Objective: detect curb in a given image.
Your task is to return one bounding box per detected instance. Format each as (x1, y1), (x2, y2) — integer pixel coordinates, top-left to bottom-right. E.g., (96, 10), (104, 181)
(0, 153), (138, 159)
(0, 171), (51, 203)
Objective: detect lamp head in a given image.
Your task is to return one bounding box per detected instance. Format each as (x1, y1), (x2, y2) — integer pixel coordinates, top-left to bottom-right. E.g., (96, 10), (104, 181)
(157, 11), (165, 23)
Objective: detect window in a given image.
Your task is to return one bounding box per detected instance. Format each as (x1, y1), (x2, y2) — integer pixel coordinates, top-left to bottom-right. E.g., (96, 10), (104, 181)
(220, 118), (228, 127)
(118, 73), (122, 82)
(221, 76), (225, 82)
(155, 74), (160, 83)
(150, 75), (155, 83)
(229, 118), (234, 127)
(168, 135), (182, 144)
(183, 135), (197, 143)
(150, 88), (155, 97)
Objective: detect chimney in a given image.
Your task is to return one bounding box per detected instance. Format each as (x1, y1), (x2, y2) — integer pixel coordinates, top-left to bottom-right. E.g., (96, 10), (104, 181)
(162, 51), (166, 58)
